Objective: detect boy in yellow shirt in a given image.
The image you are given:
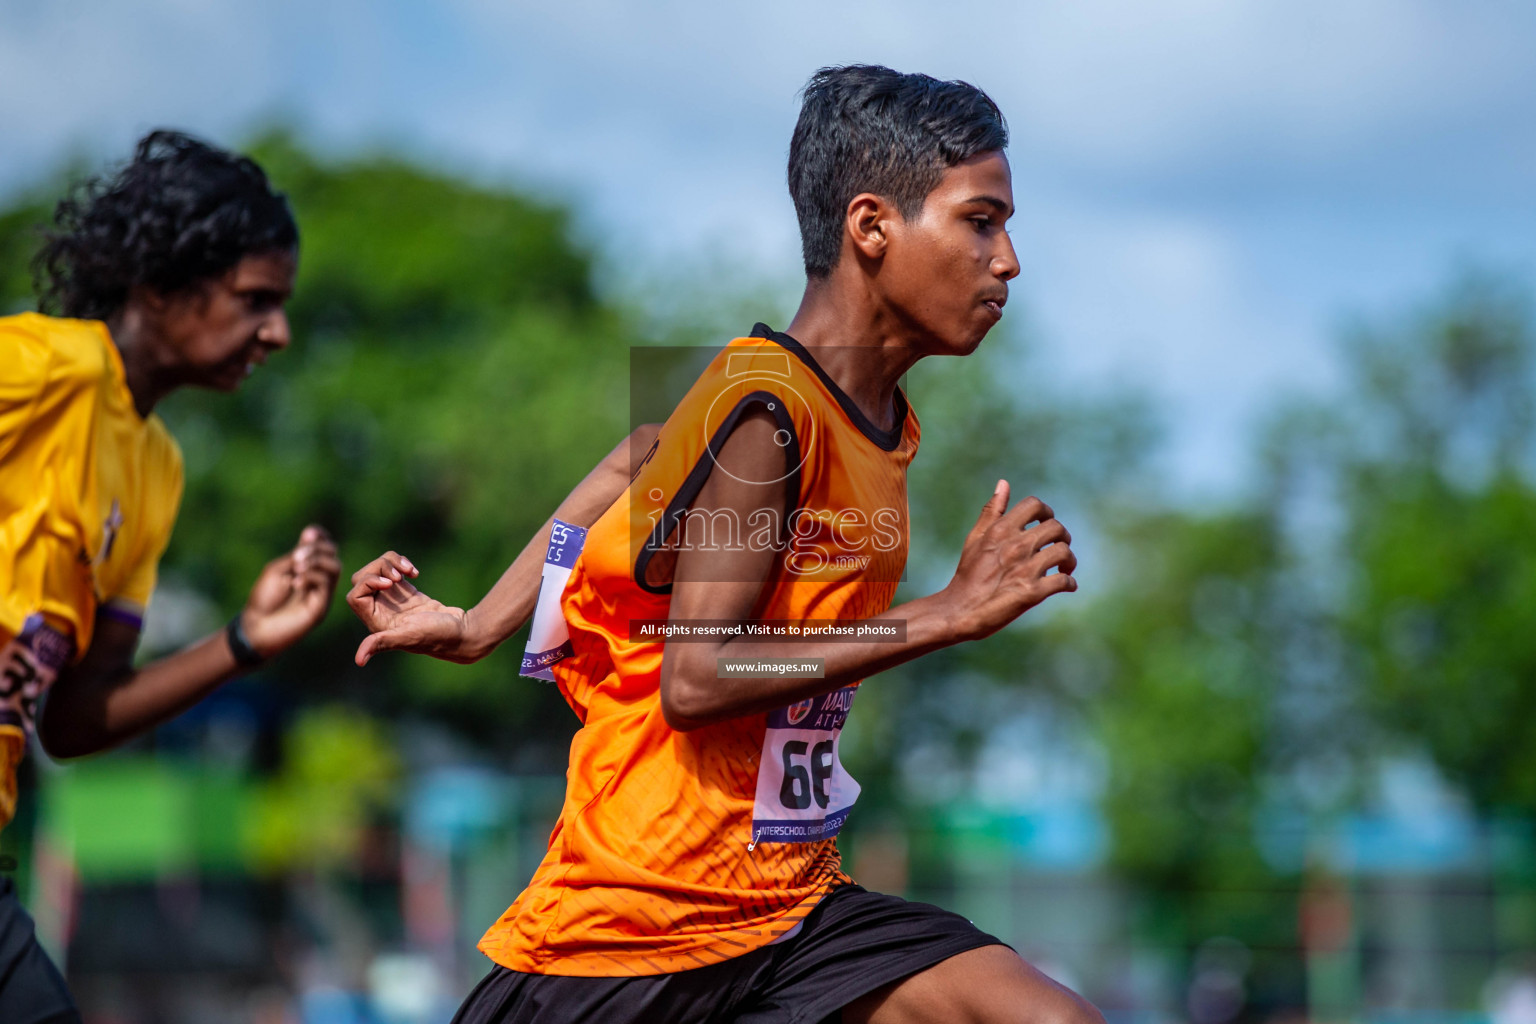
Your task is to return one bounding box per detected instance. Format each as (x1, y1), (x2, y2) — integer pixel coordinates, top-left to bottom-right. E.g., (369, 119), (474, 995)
(0, 130), (340, 1023)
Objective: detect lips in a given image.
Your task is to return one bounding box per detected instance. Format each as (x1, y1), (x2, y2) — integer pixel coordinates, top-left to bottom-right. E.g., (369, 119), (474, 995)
(233, 343), (266, 378)
(982, 296), (1006, 320)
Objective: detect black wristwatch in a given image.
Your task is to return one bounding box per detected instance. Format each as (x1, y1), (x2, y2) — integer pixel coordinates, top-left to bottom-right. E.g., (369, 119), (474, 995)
(226, 614), (266, 669)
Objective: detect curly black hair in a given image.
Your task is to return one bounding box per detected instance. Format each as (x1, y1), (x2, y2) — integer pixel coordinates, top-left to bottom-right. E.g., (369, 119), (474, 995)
(33, 129), (299, 320)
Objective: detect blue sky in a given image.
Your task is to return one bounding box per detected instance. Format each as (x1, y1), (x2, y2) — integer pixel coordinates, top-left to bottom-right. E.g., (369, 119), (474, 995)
(3, 0), (1533, 495)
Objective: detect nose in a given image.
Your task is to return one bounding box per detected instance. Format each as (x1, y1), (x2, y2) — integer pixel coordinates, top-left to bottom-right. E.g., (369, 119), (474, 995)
(992, 232), (1020, 283)
(258, 310), (292, 351)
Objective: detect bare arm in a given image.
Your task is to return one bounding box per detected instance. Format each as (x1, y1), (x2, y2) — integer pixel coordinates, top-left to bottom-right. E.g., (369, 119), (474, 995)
(348, 423), (661, 665)
(659, 412), (1076, 732)
(40, 526), (341, 758)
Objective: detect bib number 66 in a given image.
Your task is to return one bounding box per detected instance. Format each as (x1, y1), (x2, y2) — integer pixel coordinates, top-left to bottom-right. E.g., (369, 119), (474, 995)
(779, 739), (835, 810)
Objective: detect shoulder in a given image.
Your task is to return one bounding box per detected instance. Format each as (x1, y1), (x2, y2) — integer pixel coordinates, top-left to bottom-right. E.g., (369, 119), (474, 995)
(0, 313), (114, 397)
(676, 337), (825, 437)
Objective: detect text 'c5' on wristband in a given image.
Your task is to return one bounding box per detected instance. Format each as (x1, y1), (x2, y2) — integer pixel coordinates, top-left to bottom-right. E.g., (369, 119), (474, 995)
(226, 614), (266, 669)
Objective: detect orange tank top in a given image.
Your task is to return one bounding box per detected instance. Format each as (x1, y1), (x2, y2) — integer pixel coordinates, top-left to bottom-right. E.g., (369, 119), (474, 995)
(478, 325), (921, 976)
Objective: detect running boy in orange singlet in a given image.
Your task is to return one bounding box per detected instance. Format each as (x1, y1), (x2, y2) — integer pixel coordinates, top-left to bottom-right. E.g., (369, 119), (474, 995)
(351, 65), (1103, 1024)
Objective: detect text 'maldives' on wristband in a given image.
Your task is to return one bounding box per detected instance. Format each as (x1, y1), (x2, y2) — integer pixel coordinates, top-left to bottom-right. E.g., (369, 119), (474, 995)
(226, 614), (266, 669)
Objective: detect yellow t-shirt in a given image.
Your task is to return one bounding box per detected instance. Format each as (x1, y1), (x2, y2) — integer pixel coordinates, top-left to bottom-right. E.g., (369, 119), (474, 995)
(0, 312), (183, 829)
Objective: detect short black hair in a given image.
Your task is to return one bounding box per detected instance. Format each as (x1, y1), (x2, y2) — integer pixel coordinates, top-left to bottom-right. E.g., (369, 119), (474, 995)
(788, 65), (1008, 278)
(33, 129), (299, 320)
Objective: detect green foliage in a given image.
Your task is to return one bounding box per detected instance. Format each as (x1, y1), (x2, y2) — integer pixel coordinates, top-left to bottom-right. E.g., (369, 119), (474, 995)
(0, 194), (50, 315)
(1319, 276), (1536, 813)
(1088, 510), (1281, 888)
(250, 133), (593, 333)
(1348, 473), (1536, 808)
(1080, 272), (1536, 904)
(244, 705), (400, 872)
(902, 342), (1156, 584)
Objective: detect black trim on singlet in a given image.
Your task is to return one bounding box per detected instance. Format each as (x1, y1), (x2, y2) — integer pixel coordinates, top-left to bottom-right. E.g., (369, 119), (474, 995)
(634, 391), (803, 596)
(750, 323), (908, 452)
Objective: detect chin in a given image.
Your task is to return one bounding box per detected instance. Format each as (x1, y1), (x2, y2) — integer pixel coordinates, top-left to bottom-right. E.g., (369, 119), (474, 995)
(915, 314), (992, 357)
(947, 324), (992, 357)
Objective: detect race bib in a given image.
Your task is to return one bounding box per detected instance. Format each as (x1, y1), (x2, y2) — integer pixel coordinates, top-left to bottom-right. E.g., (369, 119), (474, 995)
(0, 616), (73, 733)
(750, 686), (861, 847)
(520, 519), (586, 680)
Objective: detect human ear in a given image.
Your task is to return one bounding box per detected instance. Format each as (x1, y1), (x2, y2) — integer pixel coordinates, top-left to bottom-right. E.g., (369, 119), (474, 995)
(130, 283), (171, 316)
(845, 193), (892, 261)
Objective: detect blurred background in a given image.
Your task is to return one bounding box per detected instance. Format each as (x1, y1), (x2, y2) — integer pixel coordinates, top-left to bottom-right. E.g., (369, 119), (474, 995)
(3, 2), (1536, 1022)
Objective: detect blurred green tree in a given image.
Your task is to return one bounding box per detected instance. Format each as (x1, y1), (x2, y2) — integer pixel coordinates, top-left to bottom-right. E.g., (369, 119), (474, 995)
(245, 704), (400, 872)
(1088, 509), (1280, 887)
(1281, 274), (1536, 814)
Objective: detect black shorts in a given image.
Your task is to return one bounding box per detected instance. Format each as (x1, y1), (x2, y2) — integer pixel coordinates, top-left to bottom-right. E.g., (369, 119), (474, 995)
(452, 884), (1004, 1024)
(0, 877), (80, 1024)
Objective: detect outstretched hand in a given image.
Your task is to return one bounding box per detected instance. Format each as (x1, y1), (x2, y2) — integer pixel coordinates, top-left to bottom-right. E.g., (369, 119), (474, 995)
(941, 481), (1078, 641)
(242, 525), (343, 659)
(345, 552), (476, 665)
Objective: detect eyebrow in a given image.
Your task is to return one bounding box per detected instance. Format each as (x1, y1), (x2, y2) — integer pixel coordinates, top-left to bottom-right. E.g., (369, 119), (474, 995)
(965, 195), (1013, 216)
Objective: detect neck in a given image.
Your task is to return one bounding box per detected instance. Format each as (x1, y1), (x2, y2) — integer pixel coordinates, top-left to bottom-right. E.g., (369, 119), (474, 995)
(104, 307), (171, 418)
(783, 272), (922, 432)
